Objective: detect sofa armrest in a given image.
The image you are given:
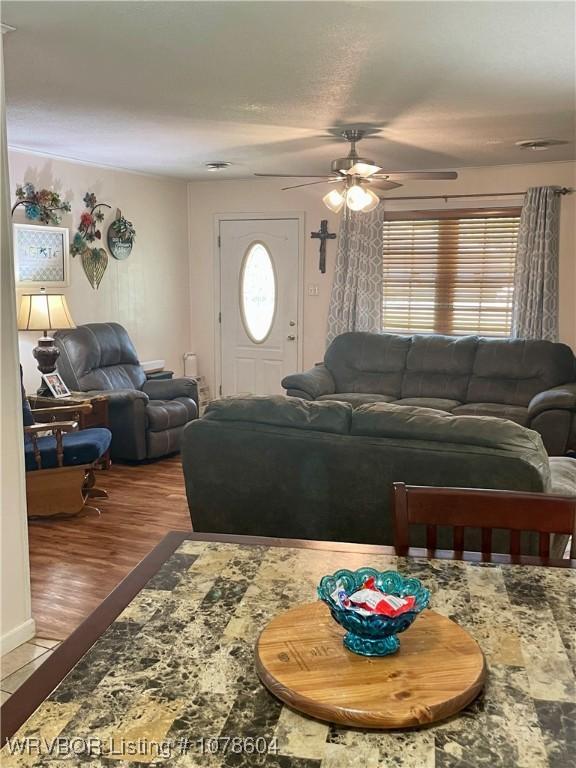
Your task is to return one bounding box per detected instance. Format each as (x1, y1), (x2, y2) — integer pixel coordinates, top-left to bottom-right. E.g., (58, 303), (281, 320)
(83, 388), (149, 405)
(141, 377), (198, 404)
(281, 365), (335, 399)
(528, 383), (576, 419)
(80, 390), (148, 461)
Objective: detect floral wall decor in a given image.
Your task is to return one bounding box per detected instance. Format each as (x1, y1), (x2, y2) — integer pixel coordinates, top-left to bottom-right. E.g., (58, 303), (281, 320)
(70, 192), (111, 289)
(107, 209), (136, 260)
(12, 182), (71, 225)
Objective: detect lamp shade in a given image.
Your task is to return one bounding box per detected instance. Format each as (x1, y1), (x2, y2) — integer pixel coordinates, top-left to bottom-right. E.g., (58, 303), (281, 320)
(17, 289), (75, 332)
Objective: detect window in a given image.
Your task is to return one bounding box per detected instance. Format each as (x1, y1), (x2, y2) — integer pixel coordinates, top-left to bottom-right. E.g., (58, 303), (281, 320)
(240, 241), (276, 343)
(381, 208), (521, 337)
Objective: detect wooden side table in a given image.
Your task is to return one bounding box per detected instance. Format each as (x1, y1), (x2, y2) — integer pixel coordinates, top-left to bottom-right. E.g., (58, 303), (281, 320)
(194, 376), (211, 415)
(28, 393), (111, 468)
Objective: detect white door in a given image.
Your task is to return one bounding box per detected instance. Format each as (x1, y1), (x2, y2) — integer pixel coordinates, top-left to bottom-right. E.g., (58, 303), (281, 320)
(219, 218), (300, 396)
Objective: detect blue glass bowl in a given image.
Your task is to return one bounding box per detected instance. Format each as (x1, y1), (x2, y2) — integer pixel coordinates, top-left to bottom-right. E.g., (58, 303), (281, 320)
(317, 568), (430, 657)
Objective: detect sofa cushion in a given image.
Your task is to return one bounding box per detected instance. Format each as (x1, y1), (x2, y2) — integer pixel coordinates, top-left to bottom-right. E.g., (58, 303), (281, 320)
(204, 395), (352, 435)
(402, 335), (478, 401)
(324, 332), (411, 397)
(391, 397), (461, 412)
(25, 428), (112, 471)
(146, 397), (197, 432)
(548, 457), (576, 497)
(548, 457), (576, 558)
(466, 338), (575, 406)
(317, 393), (396, 407)
(351, 402), (546, 455)
(452, 402), (529, 426)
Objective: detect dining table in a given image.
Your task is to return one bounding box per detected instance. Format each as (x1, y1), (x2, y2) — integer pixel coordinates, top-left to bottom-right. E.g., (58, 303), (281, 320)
(1, 532), (574, 767)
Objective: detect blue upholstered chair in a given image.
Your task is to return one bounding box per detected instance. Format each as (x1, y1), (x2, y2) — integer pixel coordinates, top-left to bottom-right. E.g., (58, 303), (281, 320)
(21, 371), (112, 517)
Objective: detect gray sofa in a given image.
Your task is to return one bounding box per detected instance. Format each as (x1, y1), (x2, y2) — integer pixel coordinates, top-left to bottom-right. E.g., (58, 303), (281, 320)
(55, 323), (197, 461)
(282, 332), (576, 456)
(182, 395), (575, 555)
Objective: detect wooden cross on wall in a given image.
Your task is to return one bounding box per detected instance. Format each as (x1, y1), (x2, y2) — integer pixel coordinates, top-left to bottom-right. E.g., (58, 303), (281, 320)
(311, 219), (336, 274)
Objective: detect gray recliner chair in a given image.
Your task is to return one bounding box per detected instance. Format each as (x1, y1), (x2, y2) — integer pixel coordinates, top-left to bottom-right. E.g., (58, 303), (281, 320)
(54, 322), (197, 461)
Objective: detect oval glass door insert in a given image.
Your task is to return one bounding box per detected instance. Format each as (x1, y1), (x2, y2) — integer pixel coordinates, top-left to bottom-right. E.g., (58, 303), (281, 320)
(240, 242), (277, 343)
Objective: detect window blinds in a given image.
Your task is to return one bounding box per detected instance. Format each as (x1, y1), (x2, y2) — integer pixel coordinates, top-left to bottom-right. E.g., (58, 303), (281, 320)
(382, 209), (521, 336)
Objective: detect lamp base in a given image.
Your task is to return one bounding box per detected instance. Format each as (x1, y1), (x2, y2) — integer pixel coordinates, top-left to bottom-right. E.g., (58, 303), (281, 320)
(33, 336), (60, 395)
(36, 381), (54, 397)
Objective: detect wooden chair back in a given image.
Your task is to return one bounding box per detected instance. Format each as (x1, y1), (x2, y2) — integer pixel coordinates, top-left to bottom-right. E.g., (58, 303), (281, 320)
(25, 403), (91, 469)
(392, 483), (576, 562)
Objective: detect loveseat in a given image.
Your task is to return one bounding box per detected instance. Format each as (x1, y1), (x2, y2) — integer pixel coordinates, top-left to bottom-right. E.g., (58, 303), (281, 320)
(182, 395), (575, 555)
(282, 332), (576, 455)
(55, 323), (197, 461)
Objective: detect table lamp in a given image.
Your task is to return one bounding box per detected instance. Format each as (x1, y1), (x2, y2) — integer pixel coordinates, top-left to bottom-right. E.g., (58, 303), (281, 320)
(17, 287), (76, 395)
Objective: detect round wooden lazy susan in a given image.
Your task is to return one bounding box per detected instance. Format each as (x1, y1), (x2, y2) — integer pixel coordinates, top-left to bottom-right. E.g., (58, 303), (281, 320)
(255, 602), (486, 729)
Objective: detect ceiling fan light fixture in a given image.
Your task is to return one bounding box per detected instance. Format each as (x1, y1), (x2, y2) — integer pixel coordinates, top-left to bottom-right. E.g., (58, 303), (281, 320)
(346, 162), (381, 178)
(361, 187), (381, 212)
(345, 184), (372, 212)
(258, 128), (456, 212)
(323, 188), (345, 213)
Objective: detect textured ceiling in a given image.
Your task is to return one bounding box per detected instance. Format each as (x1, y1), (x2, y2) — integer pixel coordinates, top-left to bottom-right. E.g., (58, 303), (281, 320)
(2, 1), (575, 180)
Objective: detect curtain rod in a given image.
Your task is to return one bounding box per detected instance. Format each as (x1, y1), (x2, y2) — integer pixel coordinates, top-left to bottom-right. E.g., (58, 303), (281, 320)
(380, 187), (573, 202)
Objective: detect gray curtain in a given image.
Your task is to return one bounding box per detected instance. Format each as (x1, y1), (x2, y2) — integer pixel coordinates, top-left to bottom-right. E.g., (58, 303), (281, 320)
(512, 187), (560, 341)
(326, 206), (384, 344)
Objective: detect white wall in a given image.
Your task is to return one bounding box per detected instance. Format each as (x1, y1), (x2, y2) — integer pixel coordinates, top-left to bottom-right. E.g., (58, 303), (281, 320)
(9, 150), (191, 393)
(188, 161), (575, 394)
(1, 37), (35, 655)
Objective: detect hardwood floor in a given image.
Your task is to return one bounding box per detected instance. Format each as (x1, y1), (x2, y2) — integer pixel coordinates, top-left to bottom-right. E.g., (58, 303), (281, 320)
(27, 456), (192, 640)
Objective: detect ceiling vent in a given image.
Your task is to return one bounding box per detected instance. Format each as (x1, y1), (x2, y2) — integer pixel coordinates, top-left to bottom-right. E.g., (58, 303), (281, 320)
(515, 138), (568, 151)
(204, 162), (232, 171)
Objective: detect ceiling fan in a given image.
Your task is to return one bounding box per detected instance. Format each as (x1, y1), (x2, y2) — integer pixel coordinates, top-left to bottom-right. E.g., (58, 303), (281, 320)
(254, 129), (458, 213)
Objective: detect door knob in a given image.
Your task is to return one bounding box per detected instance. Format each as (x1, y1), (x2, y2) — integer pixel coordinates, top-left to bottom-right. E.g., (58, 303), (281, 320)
(287, 335), (296, 341)
(289, 320), (296, 327)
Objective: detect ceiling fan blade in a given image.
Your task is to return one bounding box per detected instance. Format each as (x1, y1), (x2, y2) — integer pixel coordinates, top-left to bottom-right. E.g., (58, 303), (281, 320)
(281, 179), (342, 191)
(368, 180), (403, 191)
(373, 171), (458, 181)
(254, 173), (335, 179)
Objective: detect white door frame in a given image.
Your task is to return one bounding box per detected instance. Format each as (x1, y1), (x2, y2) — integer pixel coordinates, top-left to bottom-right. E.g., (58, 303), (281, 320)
(213, 212), (305, 397)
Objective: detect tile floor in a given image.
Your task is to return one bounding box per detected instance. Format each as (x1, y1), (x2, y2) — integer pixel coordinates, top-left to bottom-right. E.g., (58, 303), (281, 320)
(1, 637), (61, 703)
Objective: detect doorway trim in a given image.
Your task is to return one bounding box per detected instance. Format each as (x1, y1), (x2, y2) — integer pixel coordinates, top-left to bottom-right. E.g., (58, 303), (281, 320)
(213, 212), (305, 397)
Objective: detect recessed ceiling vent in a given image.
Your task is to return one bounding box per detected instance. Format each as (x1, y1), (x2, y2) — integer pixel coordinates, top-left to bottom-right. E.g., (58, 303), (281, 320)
(515, 138), (568, 151)
(204, 162), (232, 171)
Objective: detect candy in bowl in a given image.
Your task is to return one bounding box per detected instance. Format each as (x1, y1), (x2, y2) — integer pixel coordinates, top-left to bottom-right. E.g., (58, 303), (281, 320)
(317, 567), (430, 656)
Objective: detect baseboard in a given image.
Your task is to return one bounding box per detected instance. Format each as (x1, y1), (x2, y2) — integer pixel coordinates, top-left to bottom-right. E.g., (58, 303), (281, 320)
(1, 618), (36, 656)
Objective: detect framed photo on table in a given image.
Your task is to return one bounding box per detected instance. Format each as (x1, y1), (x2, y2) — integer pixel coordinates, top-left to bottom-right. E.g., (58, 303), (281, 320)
(42, 373), (71, 399)
(13, 224), (69, 288)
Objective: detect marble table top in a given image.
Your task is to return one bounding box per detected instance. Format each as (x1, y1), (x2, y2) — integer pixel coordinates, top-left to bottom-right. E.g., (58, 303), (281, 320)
(2, 539), (575, 767)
